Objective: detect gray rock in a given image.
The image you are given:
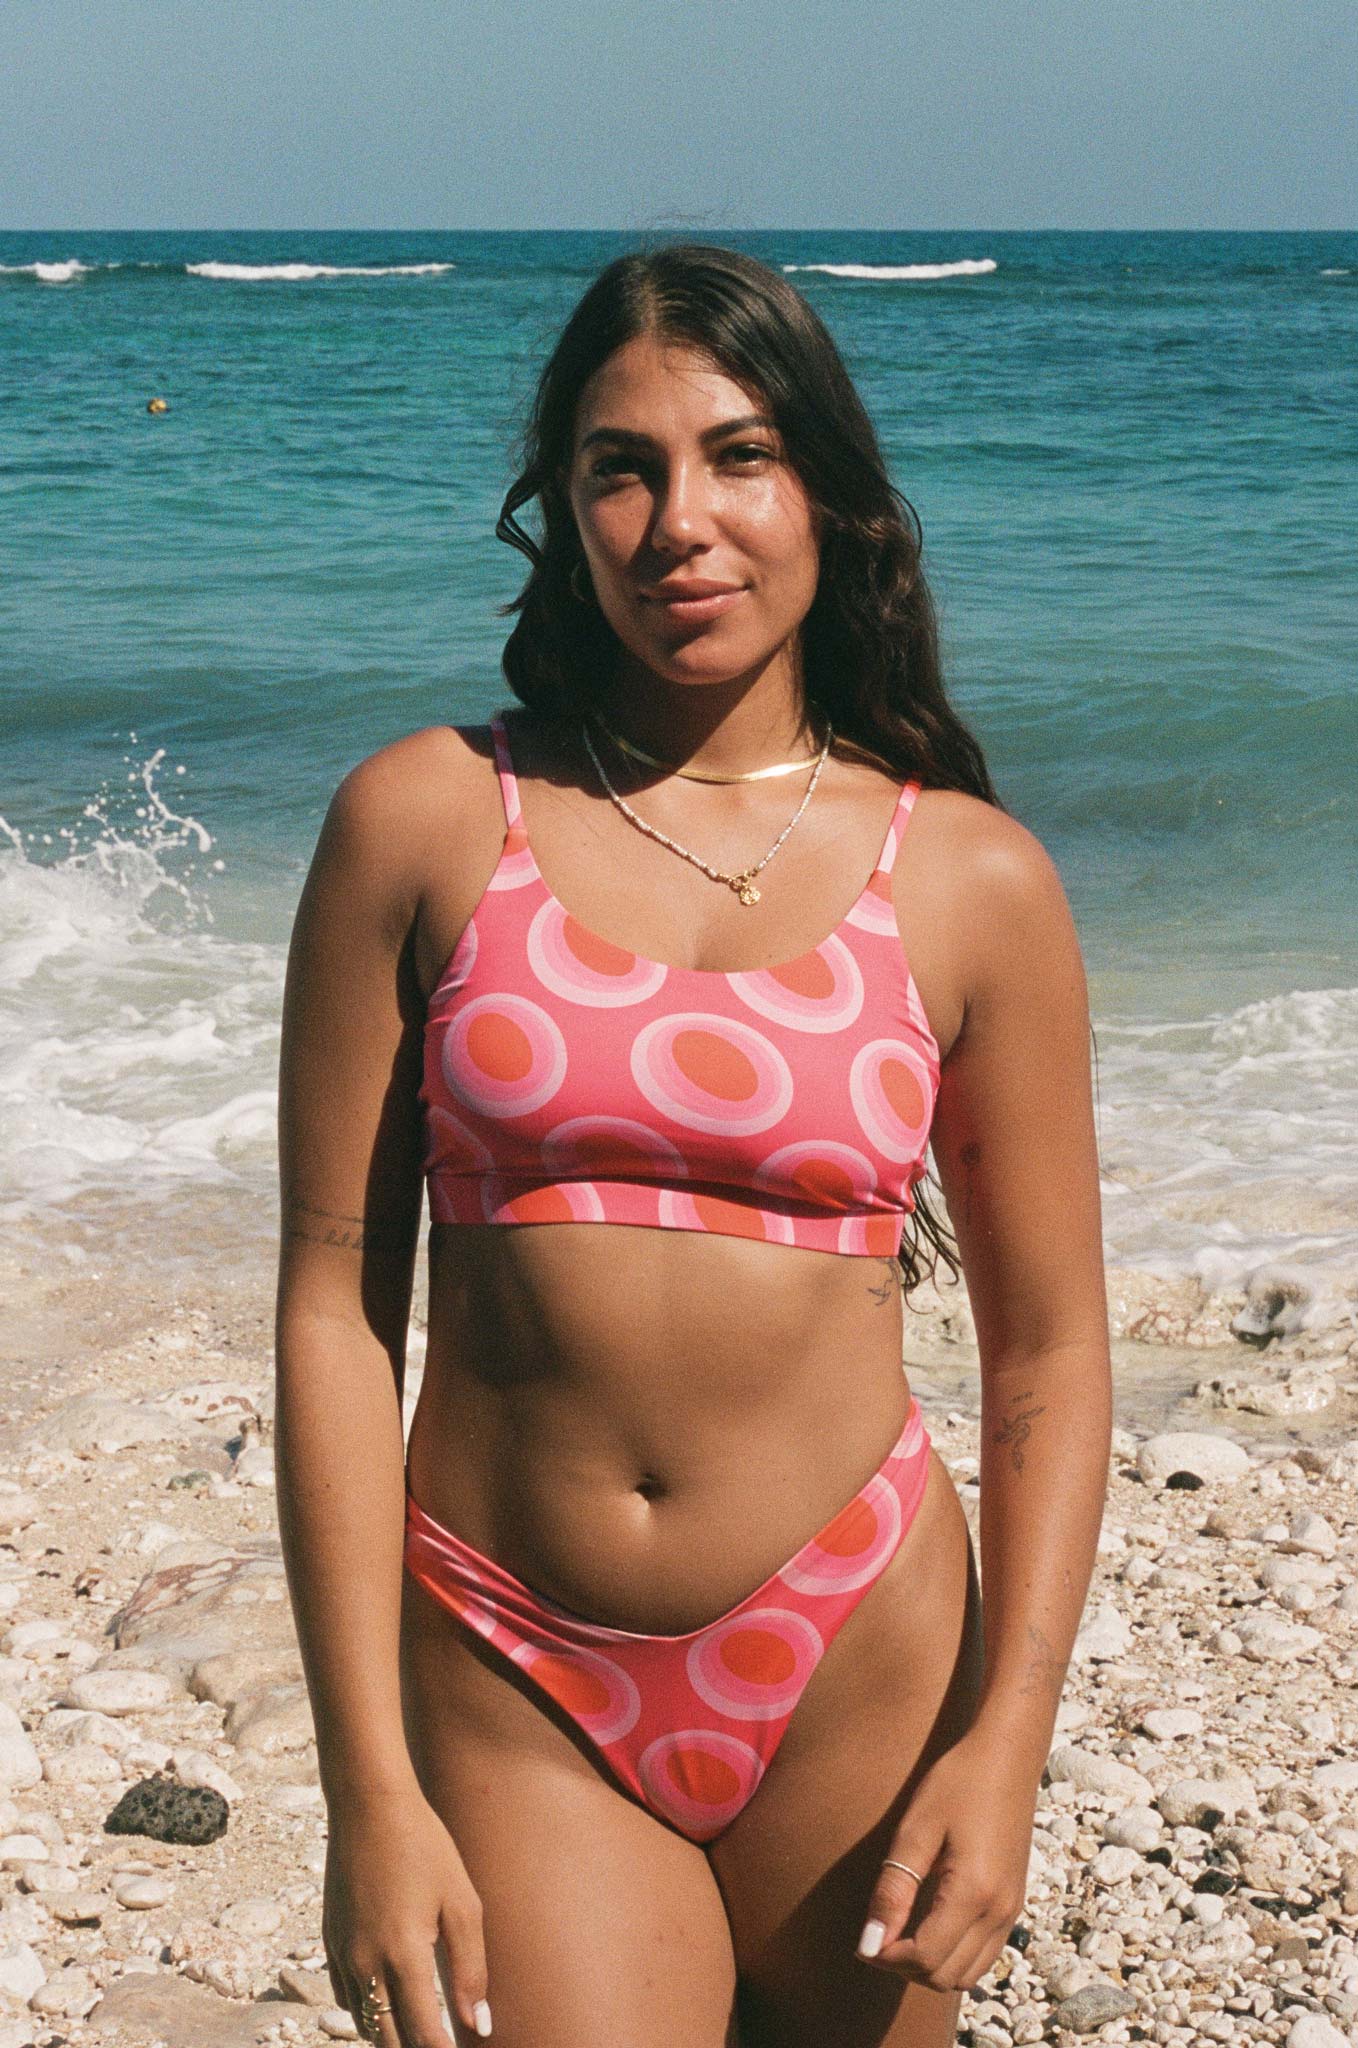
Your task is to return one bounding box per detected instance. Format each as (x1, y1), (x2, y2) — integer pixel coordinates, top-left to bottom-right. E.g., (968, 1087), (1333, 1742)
(105, 1545), (294, 1684)
(20, 1396), (196, 1455)
(91, 1967), (313, 2046)
(1050, 1981), (1138, 2033)
(1235, 1614), (1323, 1662)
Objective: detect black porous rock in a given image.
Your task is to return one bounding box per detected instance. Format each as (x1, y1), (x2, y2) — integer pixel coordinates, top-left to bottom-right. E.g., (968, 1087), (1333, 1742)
(104, 1773), (229, 1845)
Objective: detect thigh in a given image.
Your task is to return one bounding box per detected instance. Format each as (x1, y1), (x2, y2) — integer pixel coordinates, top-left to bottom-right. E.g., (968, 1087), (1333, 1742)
(709, 1449), (986, 2048)
(399, 1570), (741, 2048)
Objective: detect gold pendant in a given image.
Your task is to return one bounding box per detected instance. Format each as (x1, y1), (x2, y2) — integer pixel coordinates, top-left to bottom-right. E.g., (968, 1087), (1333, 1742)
(733, 872), (761, 906)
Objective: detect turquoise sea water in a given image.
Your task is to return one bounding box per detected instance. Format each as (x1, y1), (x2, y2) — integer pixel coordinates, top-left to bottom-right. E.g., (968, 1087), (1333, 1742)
(3, 230), (1356, 1291)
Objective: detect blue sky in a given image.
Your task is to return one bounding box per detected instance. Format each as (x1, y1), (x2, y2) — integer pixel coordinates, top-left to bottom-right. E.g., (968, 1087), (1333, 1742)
(5, 0), (1354, 229)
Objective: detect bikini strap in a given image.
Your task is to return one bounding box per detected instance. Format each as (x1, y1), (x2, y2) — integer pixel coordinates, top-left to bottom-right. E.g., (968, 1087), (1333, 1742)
(487, 711), (523, 831)
(874, 778), (923, 878)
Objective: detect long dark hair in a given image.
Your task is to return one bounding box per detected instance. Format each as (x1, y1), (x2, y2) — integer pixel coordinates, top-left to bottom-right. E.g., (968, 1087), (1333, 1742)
(494, 242), (1002, 1295)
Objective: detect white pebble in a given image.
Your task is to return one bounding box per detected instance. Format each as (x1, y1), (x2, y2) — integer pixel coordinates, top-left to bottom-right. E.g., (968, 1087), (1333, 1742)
(115, 1876), (169, 1910)
(62, 1669), (173, 1715)
(1138, 1432), (1251, 1488)
(1314, 1761), (1358, 1794)
(319, 2009), (360, 2040)
(1285, 2016), (1350, 2048)
(1141, 1708), (1204, 1741)
(1280, 1512), (1338, 1559)
(1104, 1806), (1163, 1852)
(0, 1937), (45, 2001)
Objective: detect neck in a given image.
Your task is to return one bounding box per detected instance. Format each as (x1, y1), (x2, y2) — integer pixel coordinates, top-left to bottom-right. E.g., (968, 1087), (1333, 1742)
(597, 654), (820, 776)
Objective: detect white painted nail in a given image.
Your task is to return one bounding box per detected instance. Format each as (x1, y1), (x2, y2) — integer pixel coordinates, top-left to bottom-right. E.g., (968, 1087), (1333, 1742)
(857, 1918), (886, 1959)
(473, 2000), (493, 2038)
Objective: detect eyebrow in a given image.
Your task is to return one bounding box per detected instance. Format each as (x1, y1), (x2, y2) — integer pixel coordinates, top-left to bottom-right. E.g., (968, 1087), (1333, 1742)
(578, 412), (775, 453)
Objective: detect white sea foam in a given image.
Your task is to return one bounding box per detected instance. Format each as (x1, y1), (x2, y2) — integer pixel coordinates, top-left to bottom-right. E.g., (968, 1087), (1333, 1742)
(185, 261), (455, 281)
(0, 758), (283, 1257)
(783, 259), (997, 281)
(1094, 985), (1358, 1295)
(1320, 267), (1351, 277)
(0, 259), (89, 284)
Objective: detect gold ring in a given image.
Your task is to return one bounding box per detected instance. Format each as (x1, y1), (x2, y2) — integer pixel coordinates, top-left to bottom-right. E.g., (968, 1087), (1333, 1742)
(358, 1977), (393, 2033)
(882, 1859), (925, 1884)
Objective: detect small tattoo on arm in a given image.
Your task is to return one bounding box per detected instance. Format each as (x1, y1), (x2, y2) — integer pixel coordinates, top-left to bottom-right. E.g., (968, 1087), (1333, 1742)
(991, 1389), (1047, 1471)
(868, 1257), (901, 1306)
(1018, 1623), (1067, 1701)
(284, 1199), (406, 1253)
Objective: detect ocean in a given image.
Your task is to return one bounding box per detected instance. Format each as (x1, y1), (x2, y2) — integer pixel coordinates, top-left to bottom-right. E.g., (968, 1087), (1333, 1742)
(3, 229), (1355, 1309)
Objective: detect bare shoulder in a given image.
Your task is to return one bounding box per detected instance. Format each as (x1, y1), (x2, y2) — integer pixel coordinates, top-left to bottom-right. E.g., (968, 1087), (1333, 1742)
(910, 785), (1083, 994)
(319, 722), (500, 872)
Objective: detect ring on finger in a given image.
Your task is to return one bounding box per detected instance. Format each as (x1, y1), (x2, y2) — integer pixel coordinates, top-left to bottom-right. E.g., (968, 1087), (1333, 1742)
(358, 1975), (394, 2032)
(882, 1859), (925, 1884)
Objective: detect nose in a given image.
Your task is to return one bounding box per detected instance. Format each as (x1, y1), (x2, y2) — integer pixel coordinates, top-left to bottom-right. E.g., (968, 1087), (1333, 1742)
(649, 457), (716, 556)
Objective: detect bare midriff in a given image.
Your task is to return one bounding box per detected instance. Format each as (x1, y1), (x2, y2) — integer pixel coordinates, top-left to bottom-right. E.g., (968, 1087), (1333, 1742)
(404, 1220), (918, 1638)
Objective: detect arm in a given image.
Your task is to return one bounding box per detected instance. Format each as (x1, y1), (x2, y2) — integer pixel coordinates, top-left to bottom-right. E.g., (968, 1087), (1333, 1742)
(860, 809), (1111, 1988)
(275, 744), (490, 2045)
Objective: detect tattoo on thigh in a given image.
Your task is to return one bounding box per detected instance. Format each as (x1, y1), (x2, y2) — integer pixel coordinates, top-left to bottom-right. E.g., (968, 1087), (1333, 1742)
(284, 1198), (406, 1253)
(992, 1389), (1047, 1471)
(1018, 1623), (1067, 1701)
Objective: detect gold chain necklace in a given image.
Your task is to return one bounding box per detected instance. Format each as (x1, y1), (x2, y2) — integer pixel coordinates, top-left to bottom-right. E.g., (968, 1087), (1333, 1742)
(580, 719), (832, 906)
(588, 707), (830, 784)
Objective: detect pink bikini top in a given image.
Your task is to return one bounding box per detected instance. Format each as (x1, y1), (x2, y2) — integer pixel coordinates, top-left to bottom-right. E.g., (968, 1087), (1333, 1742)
(420, 713), (940, 1257)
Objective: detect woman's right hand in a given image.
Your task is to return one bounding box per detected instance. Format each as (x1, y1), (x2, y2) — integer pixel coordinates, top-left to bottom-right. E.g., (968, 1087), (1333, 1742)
(322, 1785), (492, 2045)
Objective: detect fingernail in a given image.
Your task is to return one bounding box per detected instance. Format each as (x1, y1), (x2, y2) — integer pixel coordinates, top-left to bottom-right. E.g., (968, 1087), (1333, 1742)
(857, 1918), (886, 1959)
(473, 2000), (493, 2037)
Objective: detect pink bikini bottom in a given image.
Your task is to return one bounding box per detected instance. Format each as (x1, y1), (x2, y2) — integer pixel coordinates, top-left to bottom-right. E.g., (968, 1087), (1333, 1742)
(403, 1398), (932, 1844)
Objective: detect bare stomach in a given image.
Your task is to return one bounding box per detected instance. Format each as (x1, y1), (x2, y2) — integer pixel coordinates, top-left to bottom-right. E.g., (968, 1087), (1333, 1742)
(404, 1220), (920, 1635)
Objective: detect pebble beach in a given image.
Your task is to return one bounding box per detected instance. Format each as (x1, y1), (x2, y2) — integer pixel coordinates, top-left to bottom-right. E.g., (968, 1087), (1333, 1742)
(1, 1250), (1356, 2048)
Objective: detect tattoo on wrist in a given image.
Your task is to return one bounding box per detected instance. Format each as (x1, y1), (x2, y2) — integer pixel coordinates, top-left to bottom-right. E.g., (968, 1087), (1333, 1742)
(1017, 1623), (1067, 1701)
(991, 1389), (1047, 1471)
(284, 1198), (407, 1253)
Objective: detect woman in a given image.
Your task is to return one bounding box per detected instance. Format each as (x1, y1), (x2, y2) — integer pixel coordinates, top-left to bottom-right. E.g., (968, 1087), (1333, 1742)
(274, 243), (1111, 2048)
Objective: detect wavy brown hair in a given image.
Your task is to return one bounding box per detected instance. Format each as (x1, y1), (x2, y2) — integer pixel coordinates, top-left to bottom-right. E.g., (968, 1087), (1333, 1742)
(495, 241), (1003, 1296)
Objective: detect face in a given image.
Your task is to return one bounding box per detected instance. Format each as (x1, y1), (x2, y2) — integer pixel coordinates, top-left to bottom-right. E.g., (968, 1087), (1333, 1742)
(565, 333), (821, 691)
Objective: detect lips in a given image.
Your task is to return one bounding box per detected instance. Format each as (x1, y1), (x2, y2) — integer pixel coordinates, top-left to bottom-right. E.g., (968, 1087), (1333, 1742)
(643, 579), (744, 601)
(641, 580), (748, 622)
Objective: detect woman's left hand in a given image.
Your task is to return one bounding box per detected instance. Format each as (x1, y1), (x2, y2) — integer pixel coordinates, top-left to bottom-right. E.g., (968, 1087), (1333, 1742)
(855, 1730), (1039, 1991)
